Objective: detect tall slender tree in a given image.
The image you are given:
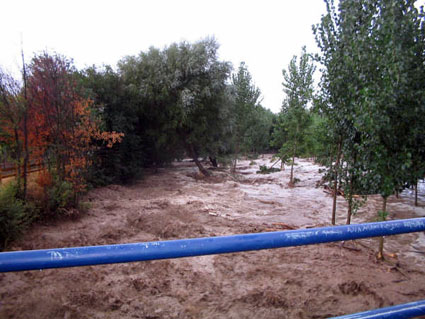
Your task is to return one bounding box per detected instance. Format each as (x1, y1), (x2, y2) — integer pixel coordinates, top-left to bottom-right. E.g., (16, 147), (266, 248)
(27, 52), (123, 200)
(0, 70), (26, 196)
(356, 0), (425, 259)
(280, 47), (315, 185)
(314, 0), (374, 225)
(230, 62), (261, 173)
(315, 0), (425, 257)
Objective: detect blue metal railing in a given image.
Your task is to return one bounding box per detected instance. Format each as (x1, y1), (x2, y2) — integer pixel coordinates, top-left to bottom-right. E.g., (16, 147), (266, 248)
(0, 218), (424, 272)
(332, 299), (425, 319)
(1, 217), (425, 318)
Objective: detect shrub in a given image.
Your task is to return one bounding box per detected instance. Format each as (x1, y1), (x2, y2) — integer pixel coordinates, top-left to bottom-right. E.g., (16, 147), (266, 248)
(34, 171), (76, 217)
(0, 182), (37, 250)
(256, 165), (280, 174)
(47, 177), (75, 215)
(217, 155), (233, 168)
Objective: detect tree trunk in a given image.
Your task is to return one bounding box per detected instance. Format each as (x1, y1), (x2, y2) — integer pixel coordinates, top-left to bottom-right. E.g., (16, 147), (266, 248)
(187, 143), (210, 177)
(231, 143), (239, 174)
(289, 156), (294, 184)
(377, 196), (387, 260)
(56, 155), (62, 180)
(22, 48), (29, 200)
(346, 175), (353, 225)
(346, 200), (352, 225)
(231, 157), (237, 174)
(415, 180), (418, 207)
(209, 157), (218, 168)
(193, 157), (210, 177)
(22, 112), (29, 200)
(13, 127), (22, 194)
(0, 155), (3, 185)
(290, 141), (297, 185)
(329, 154), (334, 173)
(332, 139), (342, 226)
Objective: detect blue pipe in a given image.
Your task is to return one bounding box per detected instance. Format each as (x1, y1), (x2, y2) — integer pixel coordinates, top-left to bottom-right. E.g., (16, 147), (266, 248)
(331, 299), (425, 318)
(0, 218), (424, 272)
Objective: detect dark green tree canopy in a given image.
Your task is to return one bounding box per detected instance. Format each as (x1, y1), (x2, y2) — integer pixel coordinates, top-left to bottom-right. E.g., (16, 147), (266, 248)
(118, 38), (232, 175)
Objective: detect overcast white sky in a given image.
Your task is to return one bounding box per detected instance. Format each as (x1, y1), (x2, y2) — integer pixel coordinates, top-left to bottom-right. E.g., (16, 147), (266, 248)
(1, 0), (327, 113)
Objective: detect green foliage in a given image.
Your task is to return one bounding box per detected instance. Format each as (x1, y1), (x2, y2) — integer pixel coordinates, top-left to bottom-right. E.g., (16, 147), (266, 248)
(313, 0), (375, 223)
(243, 106), (276, 154)
(80, 66), (145, 184)
(279, 47), (315, 147)
(77, 201), (92, 213)
(216, 154), (233, 168)
(118, 38), (231, 175)
(231, 62), (262, 149)
(274, 47), (315, 183)
(229, 62), (275, 168)
(46, 177), (74, 215)
(273, 143), (291, 165)
(303, 111), (330, 158)
(256, 165), (280, 174)
(72, 39), (279, 181)
(0, 182), (36, 250)
(84, 40), (276, 178)
(377, 210), (389, 222)
(292, 177), (301, 184)
(314, 0), (425, 226)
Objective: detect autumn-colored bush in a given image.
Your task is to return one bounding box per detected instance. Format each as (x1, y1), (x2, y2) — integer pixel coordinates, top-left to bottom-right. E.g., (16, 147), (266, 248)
(31, 170), (74, 217)
(35, 170), (52, 189)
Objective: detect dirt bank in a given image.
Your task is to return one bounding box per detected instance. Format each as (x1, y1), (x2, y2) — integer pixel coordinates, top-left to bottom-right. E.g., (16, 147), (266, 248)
(1, 155), (424, 318)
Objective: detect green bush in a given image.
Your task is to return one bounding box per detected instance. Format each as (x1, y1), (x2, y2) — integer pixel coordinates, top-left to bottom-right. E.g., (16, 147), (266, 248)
(256, 165), (280, 174)
(46, 177), (75, 215)
(0, 182), (37, 250)
(216, 155), (233, 168)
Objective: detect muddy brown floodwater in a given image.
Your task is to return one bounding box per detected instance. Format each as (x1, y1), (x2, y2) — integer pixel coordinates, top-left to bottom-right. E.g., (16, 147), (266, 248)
(1, 155), (425, 319)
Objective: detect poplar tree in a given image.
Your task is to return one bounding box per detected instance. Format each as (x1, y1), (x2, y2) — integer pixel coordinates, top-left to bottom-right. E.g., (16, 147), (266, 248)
(230, 62), (261, 173)
(315, 0), (425, 257)
(280, 47), (315, 185)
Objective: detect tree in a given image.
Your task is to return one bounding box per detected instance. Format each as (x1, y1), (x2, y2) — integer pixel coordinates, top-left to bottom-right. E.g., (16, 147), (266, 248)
(166, 39), (231, 176)
(230, 62), (262, 172)
(27, 53), (80, 179)
(280, 47), (315, 185)
(119, 38), (231, 176)
(27, 52), (123, 201)
(80, 66), (145, 184)
(244, 106), (276, 154)
(314, 0), (379, 225)
(355, 0), (425, 258)
(314, 0), (425, 257)
(303, 109), (330, 161)
(0, 69), (26, 197)
(119, 47), (184, 170)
